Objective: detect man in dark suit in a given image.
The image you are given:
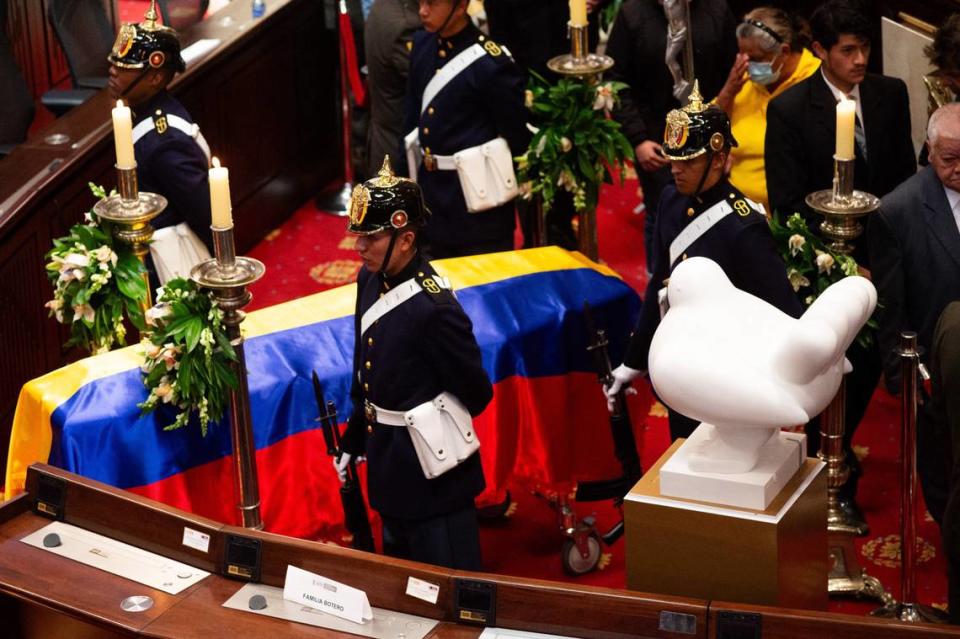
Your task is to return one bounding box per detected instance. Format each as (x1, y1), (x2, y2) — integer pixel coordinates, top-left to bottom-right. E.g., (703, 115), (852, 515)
(607, 0), (738, 272)
(932, 301), (960, 624)
(870, 103), (960, 527)
(764, 0), (916, 531)
(364, 0), (420, 179)
(765, 0), (915, 228)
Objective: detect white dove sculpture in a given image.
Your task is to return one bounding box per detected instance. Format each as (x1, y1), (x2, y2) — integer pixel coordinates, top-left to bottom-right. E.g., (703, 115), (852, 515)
(648, 256), (877, 474)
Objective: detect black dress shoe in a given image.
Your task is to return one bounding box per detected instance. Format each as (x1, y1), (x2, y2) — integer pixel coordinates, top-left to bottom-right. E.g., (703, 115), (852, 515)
(837, 497), (870, 536)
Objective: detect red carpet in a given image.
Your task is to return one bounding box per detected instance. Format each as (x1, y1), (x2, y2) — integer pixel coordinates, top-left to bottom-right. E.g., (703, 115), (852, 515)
(245, 179), (947, 615)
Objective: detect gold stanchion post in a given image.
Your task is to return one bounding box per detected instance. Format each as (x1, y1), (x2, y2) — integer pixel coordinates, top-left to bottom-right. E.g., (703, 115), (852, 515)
(190, 226), (266, 529)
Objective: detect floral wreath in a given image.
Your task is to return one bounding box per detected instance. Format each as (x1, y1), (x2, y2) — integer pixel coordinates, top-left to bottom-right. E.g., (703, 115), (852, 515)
(44, 183), (148, 354)
(138, 277), (238, 436)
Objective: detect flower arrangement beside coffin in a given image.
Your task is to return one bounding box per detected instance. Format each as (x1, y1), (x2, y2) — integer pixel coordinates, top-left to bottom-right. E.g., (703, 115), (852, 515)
(517, 74), (634, 213)
(138, 277), (238, 435)
(44, 183), (148, 354)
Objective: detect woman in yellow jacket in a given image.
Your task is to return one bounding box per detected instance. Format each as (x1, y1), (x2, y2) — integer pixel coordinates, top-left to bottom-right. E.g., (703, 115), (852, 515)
(714, 7), (820, 213)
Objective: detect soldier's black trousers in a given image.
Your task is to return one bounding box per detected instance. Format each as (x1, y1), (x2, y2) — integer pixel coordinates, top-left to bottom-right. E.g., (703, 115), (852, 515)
(381, 505), (482, 571)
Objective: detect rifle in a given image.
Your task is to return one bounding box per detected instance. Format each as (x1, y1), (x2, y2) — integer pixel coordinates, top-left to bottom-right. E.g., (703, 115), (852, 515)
(312, 371), (375, 552)
(575, 303), (643, 543)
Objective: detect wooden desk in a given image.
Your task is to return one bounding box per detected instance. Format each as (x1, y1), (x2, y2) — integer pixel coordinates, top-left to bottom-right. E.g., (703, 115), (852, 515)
(0, 464), (956, 639)
(0, 0), (339, 475)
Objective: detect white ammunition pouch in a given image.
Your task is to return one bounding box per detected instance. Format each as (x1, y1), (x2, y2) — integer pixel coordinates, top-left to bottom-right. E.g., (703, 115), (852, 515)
(368, 392), (480, 479)
(453, 136), (518, 213)
(404, 392), (479, 478)
(149, 223), (211, 285)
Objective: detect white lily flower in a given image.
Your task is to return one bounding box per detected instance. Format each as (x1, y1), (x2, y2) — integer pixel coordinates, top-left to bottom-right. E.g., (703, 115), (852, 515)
(92, 245), (118, 267)
(72, 303), (95, 323)
(593, 83), (615, 111)
(788, 234), (806, 256)
(144, 303), (173, 327)
(560, 137), (572, 153)
(815, 251), (835, 275)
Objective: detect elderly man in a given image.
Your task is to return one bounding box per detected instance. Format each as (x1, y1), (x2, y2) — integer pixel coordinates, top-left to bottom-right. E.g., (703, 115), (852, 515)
(870, 103), (960, 527)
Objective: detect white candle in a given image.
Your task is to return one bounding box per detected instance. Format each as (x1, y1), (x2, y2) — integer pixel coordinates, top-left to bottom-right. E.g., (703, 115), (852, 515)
(835, 98), (856, 160)
(111, 99), (135, 169)
(209, 156), (233, 228)
(569, 0), (587, 27)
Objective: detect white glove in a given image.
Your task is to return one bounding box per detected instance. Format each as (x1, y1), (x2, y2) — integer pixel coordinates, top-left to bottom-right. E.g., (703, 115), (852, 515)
(333, 453), (364, 482)
(603, 364), (641, 413)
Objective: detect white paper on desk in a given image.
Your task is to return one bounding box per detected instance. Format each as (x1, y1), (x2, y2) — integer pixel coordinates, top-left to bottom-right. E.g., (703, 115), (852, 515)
(181, 39), (221, 66)
(479, 628), (581, 639)
(282, 565), (372, 624)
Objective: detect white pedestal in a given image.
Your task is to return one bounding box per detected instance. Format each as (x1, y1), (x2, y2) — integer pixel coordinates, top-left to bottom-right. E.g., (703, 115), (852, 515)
(660, 425), (806, 510)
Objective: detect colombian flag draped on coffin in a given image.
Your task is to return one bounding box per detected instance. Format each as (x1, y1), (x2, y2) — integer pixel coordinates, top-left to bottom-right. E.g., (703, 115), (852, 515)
(5, 248), (640, 539)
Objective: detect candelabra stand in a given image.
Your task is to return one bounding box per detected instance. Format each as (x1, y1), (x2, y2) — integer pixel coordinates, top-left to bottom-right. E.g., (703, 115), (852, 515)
(805, 156), (879, 255)
(191, 226), (266, 530)
(547, 24), (613, 261)
(93, 165), (166, 317)
(872, 333), (947, 622)
(805, 156), (891, 605)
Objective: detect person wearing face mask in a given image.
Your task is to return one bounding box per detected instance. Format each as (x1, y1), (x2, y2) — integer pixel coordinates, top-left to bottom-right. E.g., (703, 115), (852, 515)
(713, 7), (820, 213)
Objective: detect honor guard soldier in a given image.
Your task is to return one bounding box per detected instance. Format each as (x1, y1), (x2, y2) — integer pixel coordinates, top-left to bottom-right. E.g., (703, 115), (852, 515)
(605, 83), (802, 440)
(337, 157), (493, 569)
(108, 1), (213, 284)
(401, 0), (530, 259)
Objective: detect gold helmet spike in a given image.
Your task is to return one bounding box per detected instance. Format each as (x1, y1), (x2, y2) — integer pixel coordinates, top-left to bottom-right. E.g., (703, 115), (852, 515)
(373, 155), (400, 187)
(143, 0), (160, 31)
(684, 80), (705, 114)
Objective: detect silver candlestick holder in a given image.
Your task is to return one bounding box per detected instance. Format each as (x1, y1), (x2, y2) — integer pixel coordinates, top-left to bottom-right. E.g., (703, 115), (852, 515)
(93, 165), (167, 316)
(191, 225), (266, 530)
(545, 23), (613, 261)
(805, 156), (879, 255)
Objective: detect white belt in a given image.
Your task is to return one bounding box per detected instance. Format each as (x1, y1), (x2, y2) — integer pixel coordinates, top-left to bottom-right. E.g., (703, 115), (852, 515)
(421, 148), (457, 171)
(364, 400), (407, 426)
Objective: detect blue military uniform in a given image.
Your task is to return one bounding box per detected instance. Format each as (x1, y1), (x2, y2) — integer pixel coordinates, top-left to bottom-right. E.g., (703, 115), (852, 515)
(402, 24), (529, 258)
(626, 178), (802, 369)
(340, 252), (492, 568)
(613, 84), (801, 439)
(133, 91), (213, 253)
(624, 178), (802, 438)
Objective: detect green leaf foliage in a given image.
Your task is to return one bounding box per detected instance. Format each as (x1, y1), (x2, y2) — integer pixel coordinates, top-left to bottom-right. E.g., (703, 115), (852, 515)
(44, 183), (147, 354)
(137, 277), (239, 435)
(518, 73), (633, 216)
(769, 211), (876, 348)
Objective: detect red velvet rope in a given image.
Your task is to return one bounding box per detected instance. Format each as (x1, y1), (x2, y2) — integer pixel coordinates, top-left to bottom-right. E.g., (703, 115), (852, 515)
(339, 10), (367, 109)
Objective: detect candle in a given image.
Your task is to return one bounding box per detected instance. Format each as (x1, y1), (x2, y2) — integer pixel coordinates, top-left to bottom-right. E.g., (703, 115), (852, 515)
(569, 0), (587, 27)
(111, 99), (135, 169)
(835, 98), (856, 160)
(209, 157), (233, 228)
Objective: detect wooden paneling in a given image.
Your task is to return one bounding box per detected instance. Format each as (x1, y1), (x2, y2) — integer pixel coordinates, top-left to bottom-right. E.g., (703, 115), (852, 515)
(0, 0), (339, 481)
(1, 465), (958, 639)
